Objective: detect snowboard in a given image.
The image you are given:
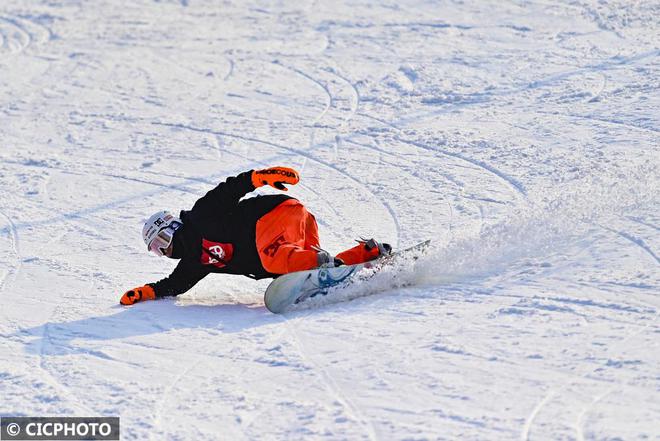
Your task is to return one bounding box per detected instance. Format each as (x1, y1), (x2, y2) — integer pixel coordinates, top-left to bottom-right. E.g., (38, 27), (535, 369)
(264, 240), (431, 313)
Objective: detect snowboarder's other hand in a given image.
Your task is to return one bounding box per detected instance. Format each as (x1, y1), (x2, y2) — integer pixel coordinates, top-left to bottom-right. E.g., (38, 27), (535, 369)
(251, 167), (300, 191)
(120, 285), (156, 305)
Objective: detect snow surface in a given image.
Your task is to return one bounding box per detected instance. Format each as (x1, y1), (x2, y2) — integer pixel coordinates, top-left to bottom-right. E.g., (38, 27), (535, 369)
(1, 0), (658, 439)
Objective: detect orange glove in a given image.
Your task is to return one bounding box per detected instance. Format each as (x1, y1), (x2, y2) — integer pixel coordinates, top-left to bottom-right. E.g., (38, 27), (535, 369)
(251, 167), (300, 191)
(120, 285), (156, 305)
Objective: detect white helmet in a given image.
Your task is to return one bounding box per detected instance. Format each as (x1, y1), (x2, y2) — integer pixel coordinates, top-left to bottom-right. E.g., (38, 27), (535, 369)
(142, 211), (182, 255)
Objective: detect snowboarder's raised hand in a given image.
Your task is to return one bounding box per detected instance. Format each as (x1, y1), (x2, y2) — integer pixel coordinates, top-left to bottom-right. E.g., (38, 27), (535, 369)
(120, 285), (156, 305)
(251, 167), (300, 192)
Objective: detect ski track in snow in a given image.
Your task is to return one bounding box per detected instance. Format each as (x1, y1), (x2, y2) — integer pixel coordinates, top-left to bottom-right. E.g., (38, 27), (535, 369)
(0, 0), (658, 439)
(0, 16), (31, 55)
(149, 355), (205, 441)
(522, 308), (659, 441)
(285, 315), (379, 441)
(536, 109), (660, 135)
(0, 207), (99, 417)
(0, 14), (52, 56)
(0, 209), (21, 296)
(37, 322), (97, 416)
(395, 136), (528, 200)
(0, 209), (25, 339)
(598, 224), (660, 265)
(274, 61), (333, 126)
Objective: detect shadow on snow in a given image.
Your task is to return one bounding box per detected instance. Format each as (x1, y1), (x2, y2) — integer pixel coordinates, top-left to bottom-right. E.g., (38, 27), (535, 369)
(12, 299), (279, 358)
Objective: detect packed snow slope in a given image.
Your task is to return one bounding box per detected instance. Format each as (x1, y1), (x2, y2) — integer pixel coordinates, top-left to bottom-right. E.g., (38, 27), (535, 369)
(1, 0), (658, 439)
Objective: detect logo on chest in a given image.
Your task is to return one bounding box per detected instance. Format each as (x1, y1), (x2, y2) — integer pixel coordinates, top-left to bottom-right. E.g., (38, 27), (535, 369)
(201, 239), (234, 268)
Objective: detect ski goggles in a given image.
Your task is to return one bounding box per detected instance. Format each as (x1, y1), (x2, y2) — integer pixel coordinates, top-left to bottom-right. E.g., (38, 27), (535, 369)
(148, 221), (182, 256)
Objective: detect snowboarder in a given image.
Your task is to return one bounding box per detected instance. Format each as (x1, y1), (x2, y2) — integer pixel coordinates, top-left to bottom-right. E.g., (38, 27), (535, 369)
(120, 166), (391, 305)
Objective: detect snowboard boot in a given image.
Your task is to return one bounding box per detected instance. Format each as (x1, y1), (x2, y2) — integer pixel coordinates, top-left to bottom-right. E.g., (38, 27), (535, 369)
(336, 238), (392, 265)
(363, 238), (392, 256)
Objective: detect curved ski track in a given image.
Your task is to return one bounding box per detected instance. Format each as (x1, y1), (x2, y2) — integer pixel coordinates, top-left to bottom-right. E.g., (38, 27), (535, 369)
(149, 355), (206, 441)
(285, 314), (379, 441)
(272, 61), (333, 127)
(0, 207), (98, 416)
(0, 15), (51, 55)
(0, 209), (21, 297)
(0, 16), (31, 54)
(394, 136), (528, 201)
(598, 224), (660, 265)
(521, 304), (659, 440)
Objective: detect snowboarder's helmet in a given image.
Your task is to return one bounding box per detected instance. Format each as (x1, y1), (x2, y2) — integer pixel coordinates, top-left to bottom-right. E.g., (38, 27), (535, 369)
(142, 211), (182, 256)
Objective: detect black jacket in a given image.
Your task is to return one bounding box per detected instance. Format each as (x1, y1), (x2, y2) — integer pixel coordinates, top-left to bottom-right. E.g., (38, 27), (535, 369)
(149, 171), (292, 297)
